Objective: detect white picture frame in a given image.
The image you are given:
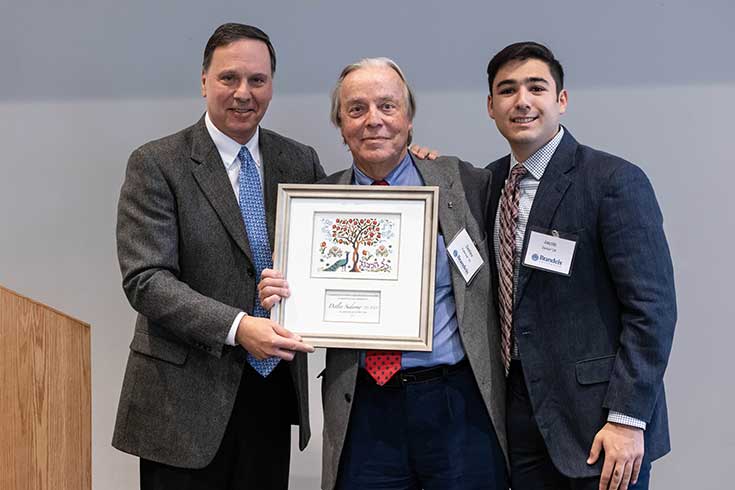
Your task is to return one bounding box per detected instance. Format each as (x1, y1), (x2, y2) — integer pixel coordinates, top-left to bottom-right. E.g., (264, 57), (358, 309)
(271, 184), (438, 350)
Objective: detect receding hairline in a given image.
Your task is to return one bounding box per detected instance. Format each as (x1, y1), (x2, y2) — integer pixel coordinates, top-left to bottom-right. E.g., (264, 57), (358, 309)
(330, 57), (416, 127)
(339, 65), (408, 101)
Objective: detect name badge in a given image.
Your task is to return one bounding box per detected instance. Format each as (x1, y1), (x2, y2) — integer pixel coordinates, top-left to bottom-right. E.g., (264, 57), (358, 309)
(446, 228), (484, 284)
(522, 230), (577, 276)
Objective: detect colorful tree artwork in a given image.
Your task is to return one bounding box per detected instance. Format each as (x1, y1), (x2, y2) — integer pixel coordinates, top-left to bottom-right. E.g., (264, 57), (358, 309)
(312, 213), (400, 279)
(332, 217), (382, 272)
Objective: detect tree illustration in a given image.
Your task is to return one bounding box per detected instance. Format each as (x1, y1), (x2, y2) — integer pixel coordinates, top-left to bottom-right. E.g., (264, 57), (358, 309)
(330, 217), (382, 272)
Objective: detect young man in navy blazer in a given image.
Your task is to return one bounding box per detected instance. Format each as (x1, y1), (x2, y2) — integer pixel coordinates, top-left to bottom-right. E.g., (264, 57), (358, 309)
(485, 42), (676, 490)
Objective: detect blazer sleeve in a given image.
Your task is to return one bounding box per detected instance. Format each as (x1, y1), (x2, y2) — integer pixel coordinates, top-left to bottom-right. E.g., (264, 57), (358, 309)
(116, 145), (241, 357)
(599, 163), (677, 421)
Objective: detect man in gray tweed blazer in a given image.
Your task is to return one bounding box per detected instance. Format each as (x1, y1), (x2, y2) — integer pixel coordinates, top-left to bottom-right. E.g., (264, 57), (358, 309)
(113, 23), (324, 489)
(260, 57), (508, 490)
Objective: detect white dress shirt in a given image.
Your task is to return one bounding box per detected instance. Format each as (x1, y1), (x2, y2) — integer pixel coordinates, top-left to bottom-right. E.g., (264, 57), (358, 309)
(204, 113), (263, 347)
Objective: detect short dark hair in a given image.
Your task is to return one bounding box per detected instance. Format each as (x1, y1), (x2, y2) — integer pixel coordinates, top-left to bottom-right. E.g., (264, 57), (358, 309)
(202, 23), (276, 74)
(486, 41), (564, 96)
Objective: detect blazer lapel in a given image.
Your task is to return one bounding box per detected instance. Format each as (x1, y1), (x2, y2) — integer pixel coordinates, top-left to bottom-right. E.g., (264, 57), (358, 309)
(413, 158), (468, 326)
(487, 157), (510, 310)
(514, 131), (577, 306)
(190, 117), (253, 263)
(335, 169), (353, 185)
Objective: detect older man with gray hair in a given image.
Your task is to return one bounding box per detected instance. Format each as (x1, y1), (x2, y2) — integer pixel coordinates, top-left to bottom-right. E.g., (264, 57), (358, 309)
(260, 57), (508, 489)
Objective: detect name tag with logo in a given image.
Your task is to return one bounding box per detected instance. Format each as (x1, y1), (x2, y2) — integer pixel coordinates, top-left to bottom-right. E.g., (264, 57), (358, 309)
(446, 228), (484, 284)
(522, 230), (576, 276)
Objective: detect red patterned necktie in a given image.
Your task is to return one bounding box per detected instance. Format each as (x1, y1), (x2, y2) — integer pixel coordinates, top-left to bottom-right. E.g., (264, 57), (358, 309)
(364, 178), (402, 385)
(498, 164), (528, 375)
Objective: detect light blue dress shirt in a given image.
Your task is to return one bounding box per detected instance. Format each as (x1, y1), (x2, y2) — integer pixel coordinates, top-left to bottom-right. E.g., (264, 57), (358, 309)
(353, 154), (465, 368)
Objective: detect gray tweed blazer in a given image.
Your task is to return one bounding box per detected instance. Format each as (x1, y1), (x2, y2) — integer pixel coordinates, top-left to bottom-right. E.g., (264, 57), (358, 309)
(318, 156), (508, 490)
(112, 116), (325, 468)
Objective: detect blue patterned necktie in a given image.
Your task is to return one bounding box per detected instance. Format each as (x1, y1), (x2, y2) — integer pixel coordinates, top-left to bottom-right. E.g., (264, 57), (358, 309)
(238, 145), (280, 377)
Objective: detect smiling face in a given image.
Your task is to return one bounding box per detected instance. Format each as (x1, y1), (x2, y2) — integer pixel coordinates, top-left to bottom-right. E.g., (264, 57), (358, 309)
(337, 65), (413, 179)
(201, 38), (273, 144)
(487, 58), (568, 162)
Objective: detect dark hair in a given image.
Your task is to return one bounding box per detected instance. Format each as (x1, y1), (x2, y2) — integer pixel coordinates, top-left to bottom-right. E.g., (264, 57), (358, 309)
(202, 23), (276, 74)
(486, 41), (564, 96)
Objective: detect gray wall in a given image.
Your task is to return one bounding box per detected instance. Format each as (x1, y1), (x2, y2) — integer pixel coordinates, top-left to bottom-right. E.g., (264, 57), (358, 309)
(1, 1), (732, 488)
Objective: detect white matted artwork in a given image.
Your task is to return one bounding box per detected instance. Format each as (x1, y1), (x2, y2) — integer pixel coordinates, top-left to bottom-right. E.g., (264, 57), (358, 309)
(323, 289), (381, 324)
(311, 212), (400, 280)
(271, 184), (438, 351)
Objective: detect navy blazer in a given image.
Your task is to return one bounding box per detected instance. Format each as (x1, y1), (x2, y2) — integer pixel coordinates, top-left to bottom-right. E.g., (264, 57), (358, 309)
(487, 129), (676, 478)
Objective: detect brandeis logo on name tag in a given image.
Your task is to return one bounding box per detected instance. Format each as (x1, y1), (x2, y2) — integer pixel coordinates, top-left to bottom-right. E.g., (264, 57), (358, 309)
(446, 228), (484, 284)
(522, 230), (577, 276)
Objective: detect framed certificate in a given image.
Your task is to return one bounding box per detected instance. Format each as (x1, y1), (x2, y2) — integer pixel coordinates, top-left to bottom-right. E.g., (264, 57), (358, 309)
(271, 184), (438, 350)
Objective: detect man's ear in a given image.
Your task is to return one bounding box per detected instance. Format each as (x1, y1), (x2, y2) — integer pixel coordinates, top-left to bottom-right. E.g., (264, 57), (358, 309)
(557, 88), (568, 115)
(201, 71), (207, 98)
(487, 94), (495, 120)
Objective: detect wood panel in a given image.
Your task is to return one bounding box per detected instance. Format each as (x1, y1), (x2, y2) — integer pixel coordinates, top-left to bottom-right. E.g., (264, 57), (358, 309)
(0, 285), (91, 490)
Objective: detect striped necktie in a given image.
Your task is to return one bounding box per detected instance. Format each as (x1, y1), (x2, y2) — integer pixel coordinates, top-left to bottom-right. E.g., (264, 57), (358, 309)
(498, 164), (528, 374)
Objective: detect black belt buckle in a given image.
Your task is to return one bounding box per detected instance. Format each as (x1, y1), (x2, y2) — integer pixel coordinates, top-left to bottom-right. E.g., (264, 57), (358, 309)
(362, 358), (468, 388)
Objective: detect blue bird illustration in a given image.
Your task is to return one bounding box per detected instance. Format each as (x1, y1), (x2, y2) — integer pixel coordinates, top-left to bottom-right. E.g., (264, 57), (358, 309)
(324, 252), (350, 272)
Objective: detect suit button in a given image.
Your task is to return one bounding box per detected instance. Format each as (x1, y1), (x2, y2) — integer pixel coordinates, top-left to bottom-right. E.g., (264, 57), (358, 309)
(344, 393), (352, 403)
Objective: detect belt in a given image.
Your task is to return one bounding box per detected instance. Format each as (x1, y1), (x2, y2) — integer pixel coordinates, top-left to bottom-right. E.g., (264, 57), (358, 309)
(358, 358), (469, 388)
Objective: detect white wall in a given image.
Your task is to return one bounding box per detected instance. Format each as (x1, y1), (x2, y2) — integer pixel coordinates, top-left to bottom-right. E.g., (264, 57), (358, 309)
(1, 2), (733, 488)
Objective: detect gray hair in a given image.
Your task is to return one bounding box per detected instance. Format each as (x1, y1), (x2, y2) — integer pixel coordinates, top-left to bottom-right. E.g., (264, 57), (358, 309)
(329, 57), (416, 142)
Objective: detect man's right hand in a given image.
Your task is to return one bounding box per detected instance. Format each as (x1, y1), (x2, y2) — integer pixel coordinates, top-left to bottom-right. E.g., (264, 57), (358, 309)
(235, 314), (314, 361)
(409, 144), (439, 160)
(258, 268), (290, 310)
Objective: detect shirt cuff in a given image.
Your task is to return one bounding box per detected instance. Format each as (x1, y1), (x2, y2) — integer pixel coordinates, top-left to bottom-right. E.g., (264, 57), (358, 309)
(226, 312), (246, 346)
(608, 411), (647, 430)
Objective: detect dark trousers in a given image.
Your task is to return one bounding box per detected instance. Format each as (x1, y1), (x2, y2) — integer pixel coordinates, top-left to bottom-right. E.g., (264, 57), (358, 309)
(336, 360), (507, 490)
(140, 361), (294, 490)
(507, 361), (651, 490)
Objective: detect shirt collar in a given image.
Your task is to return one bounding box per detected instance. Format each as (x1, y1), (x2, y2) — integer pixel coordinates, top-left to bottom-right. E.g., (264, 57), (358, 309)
(510, 126), (565, 180)
(352, 152), (414, 185)
(205, 112), (260, 169)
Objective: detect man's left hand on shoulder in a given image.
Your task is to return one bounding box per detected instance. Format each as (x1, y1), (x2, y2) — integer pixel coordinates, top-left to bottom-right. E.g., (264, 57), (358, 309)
(587, 422), (644, 490)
